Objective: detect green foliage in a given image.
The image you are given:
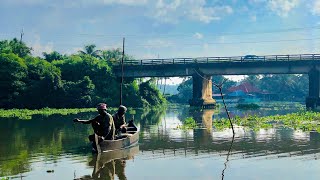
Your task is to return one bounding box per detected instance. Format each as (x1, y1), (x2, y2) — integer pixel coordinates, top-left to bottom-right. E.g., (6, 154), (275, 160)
(101, 48), (122, 63)
(242, 74), (309, 101)
(62, 76), (95, 108)
(0, 53), (27, 108)
(212, 75), (237, 93)
(53, 54), (119, 107)
(213, 111), (320, 132)
(18, 57), (64, 108)
(78, 44), (102, 58)
(0, 38), (31, 57)
(43, 51), (64, 62)
(174, 78), (193, 103)
(0, 108), (97, 120)
(139, 79), (166, 107)
(179, 117), (198, 130)
(0, 39), (166, 109)
(236, 103), (260, 109)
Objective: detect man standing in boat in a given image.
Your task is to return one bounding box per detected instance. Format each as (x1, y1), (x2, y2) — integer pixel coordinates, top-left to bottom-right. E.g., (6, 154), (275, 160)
(113, 105), (127, 134)
(73, 103), (115, 151)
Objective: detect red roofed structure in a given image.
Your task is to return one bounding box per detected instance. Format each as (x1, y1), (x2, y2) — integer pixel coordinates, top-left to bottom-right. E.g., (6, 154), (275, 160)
(227, 82), (261, 93)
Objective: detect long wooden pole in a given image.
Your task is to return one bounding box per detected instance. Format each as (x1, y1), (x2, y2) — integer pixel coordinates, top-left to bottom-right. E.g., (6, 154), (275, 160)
(120, 38), (125, 105)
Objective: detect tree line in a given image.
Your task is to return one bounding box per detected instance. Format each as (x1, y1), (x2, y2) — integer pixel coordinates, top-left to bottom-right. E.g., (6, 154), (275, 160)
(170, 74), (308, 103)
(0, 38), (166, 109)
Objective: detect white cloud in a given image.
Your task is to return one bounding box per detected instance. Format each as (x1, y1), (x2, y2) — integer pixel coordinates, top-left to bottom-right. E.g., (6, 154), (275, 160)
(267, 0), (300, 17)
(193, 32), (203, 39)
(311, 0), (320, 15)
(30, 34), (54, 56)
(150, 0), (233, 24)
(190, 5), (233, 23)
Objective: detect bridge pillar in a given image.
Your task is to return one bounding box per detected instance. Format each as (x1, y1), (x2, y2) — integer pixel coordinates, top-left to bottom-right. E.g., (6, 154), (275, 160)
(189, 74), (216, 108)
(306, 68), (320, 109)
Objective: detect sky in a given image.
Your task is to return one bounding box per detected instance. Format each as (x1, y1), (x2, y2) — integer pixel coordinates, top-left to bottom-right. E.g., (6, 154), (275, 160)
(1, 0), (320, 84)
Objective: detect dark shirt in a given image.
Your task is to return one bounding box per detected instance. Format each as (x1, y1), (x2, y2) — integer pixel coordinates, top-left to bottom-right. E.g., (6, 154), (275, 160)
(112, 113), (126, 130)
(92, 113), (115, 140)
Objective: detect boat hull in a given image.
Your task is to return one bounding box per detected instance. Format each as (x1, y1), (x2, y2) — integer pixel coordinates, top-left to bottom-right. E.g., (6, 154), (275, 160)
(99, 131), (139, 152)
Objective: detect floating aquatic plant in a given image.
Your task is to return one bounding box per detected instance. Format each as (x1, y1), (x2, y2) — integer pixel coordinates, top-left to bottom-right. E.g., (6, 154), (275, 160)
(179, 117), (198, 130)
(0, 108), (97, 120)
(213, 111), (320, 132)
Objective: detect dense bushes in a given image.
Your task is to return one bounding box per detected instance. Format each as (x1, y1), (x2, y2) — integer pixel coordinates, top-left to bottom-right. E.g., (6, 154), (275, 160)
(0, 39), (165, 109)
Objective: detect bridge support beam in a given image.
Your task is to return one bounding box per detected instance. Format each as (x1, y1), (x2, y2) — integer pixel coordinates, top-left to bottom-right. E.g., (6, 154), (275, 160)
(306, 68), (320, 109)
(189, 74), (216, 108)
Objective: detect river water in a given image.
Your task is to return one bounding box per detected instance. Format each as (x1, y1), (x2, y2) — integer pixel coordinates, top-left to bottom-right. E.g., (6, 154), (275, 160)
(1, 103), (320, 180)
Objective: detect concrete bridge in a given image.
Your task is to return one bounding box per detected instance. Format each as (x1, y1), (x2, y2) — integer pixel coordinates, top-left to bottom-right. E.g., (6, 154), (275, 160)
(114, 54), (320, 109)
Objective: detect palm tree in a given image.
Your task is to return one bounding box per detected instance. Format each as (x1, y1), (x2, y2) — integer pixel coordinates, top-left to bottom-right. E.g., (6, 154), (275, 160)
(78, 44), (101, 58)
(101, 49), (122, 62)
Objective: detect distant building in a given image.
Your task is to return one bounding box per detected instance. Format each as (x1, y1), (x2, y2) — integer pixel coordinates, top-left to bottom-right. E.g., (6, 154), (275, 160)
(226, 82), (278, 102)
(227, 82), (261, 93)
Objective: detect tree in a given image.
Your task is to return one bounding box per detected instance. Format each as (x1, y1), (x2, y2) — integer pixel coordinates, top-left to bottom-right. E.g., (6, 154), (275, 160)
(19, 57), (63, 108)
(43, 51), (63, 62)
(242, 75), (260, 85)
(176, 77), (193, 103)
(0, 53), (27, 108)
(212, 75), (237, 93)
(78, 44), (101, 58)
(139, 79), (166, 107)
(0, 38), (32, 57)
(101, 49), (122, 62)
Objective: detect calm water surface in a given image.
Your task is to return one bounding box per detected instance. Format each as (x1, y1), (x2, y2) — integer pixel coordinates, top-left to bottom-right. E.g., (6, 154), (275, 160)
(1, 103), (320, 180)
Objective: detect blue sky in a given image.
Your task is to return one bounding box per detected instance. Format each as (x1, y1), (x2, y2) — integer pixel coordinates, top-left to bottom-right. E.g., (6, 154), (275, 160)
(1, 0), (319, 59)
(1, 0), (319, 84)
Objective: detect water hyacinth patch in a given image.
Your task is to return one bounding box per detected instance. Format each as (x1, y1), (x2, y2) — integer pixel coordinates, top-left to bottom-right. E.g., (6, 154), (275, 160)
(213, 111), (320, 132)
(0, 108), (97, 120)
(179, 117), (198, 130)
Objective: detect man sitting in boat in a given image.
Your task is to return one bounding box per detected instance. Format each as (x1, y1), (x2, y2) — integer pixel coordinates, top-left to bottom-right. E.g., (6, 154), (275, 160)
(73, 103), (115, 151)
(113, 105), (127, 134)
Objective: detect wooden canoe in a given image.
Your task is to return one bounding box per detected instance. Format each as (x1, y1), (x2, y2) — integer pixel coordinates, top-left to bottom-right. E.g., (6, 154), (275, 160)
(97, 131), (139, 153)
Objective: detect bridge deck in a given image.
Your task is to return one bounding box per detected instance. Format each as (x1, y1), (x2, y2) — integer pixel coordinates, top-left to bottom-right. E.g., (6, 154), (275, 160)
(119, 54), (320, 66)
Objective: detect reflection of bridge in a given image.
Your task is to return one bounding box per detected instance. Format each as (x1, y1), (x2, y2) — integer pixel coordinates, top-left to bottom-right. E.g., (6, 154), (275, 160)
(139, 129), (320, 161)
(139, 109), (320, 161)
(115, 54), (320, 108)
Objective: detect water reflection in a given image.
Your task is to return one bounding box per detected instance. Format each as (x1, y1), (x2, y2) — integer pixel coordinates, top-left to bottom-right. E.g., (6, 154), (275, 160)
(221, 134), (235, 180)
(191, 109), (214, 149)
(1, 104), (320, 179)
(77, 145), (139, 180)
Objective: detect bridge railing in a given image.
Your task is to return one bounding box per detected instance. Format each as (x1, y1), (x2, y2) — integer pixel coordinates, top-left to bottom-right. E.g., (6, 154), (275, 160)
(118, 54), (320, 66)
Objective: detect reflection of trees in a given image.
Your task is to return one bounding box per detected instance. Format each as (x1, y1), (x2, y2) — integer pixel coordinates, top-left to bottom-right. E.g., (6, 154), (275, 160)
(133, 107), (166, 129)
(0, 112), (96, 176)
(140, 127), (320, 159)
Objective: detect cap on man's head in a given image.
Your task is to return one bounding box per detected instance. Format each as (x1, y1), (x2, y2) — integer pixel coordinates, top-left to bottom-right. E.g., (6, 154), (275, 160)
(118, 105), (127, 112)
(97, 103), (107, 110)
